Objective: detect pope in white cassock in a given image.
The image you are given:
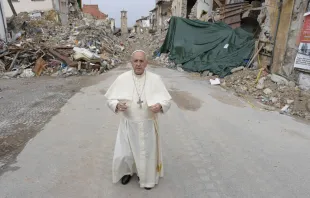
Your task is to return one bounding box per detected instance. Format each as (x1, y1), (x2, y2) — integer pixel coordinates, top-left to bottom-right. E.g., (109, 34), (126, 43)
(104, 50), (172, 190)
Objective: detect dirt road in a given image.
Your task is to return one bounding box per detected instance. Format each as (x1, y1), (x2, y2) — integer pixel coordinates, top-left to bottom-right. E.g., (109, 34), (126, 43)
(1, 65), (310, 198)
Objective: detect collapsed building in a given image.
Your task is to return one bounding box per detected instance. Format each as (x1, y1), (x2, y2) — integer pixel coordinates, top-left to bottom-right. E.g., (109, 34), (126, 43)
(0, 1), (125, 78)
(136, 0), (310, 91)
(124, 0), (310, 119)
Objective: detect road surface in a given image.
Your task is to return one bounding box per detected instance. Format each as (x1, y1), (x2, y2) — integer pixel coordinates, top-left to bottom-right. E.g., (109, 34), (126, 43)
(1, 65), (310, 198)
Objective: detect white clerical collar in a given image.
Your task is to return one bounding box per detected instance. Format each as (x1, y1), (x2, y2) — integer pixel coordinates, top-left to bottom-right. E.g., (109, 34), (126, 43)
(132, 70), (146, 79)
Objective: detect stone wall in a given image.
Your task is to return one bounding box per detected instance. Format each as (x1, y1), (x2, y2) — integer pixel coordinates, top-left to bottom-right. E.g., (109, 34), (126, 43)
(121, 11), (128, 34)
(172, 0), (182, 17)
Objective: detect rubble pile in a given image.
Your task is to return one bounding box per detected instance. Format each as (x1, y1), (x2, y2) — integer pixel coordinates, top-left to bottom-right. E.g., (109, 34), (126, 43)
(123, 30), (168, 62)
(222, 68), (310, 120)
(0, 10), (125, 79)
(154, 53), (176, 68)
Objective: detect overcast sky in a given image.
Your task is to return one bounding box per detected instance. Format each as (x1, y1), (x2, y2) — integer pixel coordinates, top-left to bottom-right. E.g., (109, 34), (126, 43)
(83, 0), (154, 28)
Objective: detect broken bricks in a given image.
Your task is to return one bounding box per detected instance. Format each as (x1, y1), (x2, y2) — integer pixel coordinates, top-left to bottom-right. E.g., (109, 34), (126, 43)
(1, 8), (124, 79)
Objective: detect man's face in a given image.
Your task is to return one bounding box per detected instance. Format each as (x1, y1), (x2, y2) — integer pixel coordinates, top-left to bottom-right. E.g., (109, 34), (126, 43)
(131, 51), (147, 75)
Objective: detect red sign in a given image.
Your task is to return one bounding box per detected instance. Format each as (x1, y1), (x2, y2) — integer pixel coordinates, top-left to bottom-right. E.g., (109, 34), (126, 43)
(300, 14), (310, 43)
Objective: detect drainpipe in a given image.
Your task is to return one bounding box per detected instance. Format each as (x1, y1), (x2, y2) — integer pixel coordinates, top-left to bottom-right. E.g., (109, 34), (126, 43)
(269, 0), (283, 72)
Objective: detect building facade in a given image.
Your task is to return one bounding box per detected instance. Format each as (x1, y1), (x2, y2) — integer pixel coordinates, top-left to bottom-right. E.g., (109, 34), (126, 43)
(156, 0), (172, 29)
(110, 18), (115, 32)
(171, 0), (213, 19)
(82, 4), (107, 20)
(120, 10), (128, 34)
(3, 0), (54, 17)
(150, 7), (157, 30)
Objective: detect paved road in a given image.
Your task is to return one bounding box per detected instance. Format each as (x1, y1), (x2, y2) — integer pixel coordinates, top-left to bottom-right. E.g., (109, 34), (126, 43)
(1, 66), (310, 198)
(0, 74), (103, 167)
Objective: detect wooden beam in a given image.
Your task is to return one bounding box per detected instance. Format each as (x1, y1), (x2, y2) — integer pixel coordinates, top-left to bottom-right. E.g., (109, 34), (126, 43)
(214, 0), (223, 7)
(8, 51), (20, 71)
(7, 0), (17, 16)
(49, 48), (78, 67)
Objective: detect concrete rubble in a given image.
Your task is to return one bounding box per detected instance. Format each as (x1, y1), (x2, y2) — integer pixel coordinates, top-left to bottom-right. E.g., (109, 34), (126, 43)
(0, 10), (125, 79)
(222, 68), (310, 120)
(121, 29), (168, 63)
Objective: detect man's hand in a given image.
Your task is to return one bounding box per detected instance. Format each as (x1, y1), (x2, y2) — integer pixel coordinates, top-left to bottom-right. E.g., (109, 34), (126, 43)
(149, 103), (162, 113)
(116, 102), (127, 112)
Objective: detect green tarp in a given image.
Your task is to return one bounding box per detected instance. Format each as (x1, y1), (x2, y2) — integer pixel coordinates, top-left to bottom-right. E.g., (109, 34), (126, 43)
(160, 17), (255, 77)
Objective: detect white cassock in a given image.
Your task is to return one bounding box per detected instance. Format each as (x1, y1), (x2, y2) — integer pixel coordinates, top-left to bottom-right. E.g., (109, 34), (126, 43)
(104, 70), (172, 188)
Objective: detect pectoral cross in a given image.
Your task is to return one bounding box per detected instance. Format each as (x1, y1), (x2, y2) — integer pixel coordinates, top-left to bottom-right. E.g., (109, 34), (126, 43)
(137, 98), (143, 108)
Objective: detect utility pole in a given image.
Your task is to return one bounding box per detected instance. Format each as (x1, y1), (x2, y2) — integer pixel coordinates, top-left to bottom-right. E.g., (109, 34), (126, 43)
(7, 0), (17, 16)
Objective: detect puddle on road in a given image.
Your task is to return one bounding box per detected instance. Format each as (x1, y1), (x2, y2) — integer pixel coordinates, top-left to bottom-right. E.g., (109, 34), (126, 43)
(209, 91), (246, 108)
(169, 89), (202, 111)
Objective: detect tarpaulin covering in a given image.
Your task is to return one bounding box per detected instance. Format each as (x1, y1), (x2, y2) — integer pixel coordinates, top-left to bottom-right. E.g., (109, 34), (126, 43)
(160, 17), (255, 77)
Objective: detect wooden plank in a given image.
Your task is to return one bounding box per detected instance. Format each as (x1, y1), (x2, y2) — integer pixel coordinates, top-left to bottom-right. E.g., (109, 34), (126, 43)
(220, 2), (249, 8)
(49, 48), (78, 67)
(220, 5), (251, 13)
(221, 10), (244, 19)
(8, 51), (20, 71)
(214, 0), (223, 7)
(271, 0), (295, 73)
(223, 15), (240, 25)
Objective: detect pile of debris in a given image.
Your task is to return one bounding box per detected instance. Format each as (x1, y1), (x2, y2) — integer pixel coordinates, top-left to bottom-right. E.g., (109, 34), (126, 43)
(154, 53), (176, 68)
(1, 10), (125, 79)
(123, 29), (168, 61)
(222, 68), (310, 120)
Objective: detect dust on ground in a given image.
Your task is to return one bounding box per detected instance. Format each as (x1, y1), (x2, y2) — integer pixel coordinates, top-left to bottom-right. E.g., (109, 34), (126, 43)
(0, 74), (109, 173)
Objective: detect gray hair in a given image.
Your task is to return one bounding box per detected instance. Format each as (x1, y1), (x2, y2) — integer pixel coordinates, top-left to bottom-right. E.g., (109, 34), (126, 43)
(131, 50), (148, 60)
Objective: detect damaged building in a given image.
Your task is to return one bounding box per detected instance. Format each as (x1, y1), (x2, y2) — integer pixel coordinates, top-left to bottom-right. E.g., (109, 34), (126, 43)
(171, 0), (214, 19)
(82, 4), (108, 20)
(0, 0), (126, 79)
(149, 0), (172, 31)
(134, 16), (151, 34)
(153, 0), (310, 90)
(3, 0), (82, 17)
(3, 0), (82, 25)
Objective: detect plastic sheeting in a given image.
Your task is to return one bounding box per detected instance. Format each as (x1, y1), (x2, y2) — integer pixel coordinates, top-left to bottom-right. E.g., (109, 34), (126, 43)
(160, 17), (255, 77)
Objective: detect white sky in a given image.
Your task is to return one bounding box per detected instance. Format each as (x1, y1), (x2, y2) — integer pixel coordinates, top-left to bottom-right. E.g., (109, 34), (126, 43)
(83, 0), (155, 28)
